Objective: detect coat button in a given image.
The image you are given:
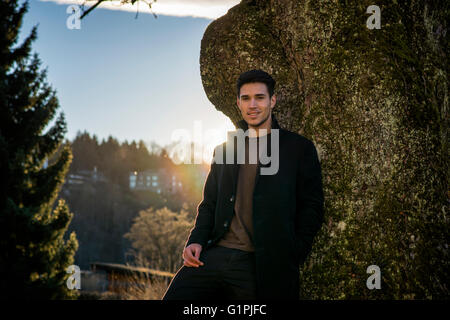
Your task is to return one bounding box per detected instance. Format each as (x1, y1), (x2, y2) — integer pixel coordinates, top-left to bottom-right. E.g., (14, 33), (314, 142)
(223, 221), (229, 228)
(230, 195), (235, 202)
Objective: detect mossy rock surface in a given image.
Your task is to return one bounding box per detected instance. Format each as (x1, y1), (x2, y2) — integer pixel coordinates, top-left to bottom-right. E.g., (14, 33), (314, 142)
(200, 0), (448, 299)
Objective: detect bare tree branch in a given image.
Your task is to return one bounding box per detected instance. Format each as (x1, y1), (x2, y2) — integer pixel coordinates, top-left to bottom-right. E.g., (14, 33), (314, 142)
(80, 0), (158, 20)
(80, 0), (104, 20)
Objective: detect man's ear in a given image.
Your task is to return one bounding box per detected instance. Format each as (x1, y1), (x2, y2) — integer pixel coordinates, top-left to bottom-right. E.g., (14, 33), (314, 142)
(270, 94), (276, 110)
(236, 96), (241, 110)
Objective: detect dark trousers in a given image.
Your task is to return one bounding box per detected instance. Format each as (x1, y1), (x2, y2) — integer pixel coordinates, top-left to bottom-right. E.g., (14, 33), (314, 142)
(162, 245), (257, 300)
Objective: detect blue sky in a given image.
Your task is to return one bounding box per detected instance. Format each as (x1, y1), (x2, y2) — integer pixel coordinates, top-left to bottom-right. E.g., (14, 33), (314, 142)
(18, 0), (238, 159)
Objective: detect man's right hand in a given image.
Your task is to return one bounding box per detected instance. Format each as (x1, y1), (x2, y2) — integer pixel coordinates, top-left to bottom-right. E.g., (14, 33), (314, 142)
(182, 243), (204, 267)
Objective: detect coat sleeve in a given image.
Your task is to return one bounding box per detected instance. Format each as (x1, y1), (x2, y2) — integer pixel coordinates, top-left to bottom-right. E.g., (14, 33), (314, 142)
(185, 148), (219, 249)
(295, 139), (325, 264)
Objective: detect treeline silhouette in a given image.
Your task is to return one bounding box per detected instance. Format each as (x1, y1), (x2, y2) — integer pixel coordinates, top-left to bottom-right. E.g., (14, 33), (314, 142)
(69, 131), (174, 188)
(51, 130), (208, 270)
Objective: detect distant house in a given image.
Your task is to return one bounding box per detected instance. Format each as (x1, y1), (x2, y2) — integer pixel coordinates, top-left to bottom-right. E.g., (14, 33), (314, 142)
(129, 168), (182, 194)
(67, 166), (108, 185)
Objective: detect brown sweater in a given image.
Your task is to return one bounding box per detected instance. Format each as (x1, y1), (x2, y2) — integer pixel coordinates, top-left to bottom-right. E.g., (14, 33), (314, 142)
(217, 133), (270, 252)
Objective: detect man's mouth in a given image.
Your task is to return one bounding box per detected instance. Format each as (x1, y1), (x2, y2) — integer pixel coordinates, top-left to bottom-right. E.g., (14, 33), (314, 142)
(248, 112), (260, 119)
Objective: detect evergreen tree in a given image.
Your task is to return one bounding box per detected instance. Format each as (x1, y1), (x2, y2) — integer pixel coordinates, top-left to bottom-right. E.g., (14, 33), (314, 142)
(0, 0), (78, 299)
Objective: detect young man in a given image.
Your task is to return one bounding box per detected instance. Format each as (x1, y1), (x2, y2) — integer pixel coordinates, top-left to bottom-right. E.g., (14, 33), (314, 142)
(162, 69), (324, 300)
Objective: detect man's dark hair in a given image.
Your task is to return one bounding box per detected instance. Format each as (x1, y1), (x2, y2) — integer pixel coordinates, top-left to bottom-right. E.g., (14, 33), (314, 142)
(236, 69), (276, 98)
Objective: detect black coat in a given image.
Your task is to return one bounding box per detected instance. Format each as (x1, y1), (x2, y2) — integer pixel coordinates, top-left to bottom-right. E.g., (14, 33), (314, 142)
(186, 114), (324, 299)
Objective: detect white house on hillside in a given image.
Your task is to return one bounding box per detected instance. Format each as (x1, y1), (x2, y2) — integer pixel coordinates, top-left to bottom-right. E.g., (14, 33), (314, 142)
(129, 168), (182, 194)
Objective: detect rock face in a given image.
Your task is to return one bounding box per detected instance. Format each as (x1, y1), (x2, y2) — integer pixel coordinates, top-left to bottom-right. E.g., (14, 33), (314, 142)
(200, 0), (306, 132)
(200, 0), (448, 299)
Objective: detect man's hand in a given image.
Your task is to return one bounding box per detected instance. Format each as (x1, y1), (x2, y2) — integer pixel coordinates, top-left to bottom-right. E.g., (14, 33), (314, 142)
(182, 243), (204, 267)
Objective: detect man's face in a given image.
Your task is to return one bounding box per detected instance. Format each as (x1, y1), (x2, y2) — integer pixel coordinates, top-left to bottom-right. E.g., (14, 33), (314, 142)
(237, 82), (276, 128)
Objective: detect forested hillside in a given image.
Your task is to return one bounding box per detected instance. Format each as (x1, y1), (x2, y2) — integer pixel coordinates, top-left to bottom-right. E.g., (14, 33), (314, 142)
(50, 131), (208, 270)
